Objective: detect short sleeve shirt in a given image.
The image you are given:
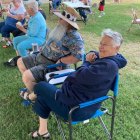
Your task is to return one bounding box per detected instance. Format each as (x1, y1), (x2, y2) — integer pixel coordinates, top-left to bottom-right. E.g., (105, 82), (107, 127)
(41, 29), (85, 61)
(10, 5), (26, 15)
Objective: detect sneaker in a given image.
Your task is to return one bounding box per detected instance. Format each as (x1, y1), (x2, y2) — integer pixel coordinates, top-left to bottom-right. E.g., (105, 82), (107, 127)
(6, 41), (13, 46)
(98, 15), (102, 18)
(3, 41), (13, 48)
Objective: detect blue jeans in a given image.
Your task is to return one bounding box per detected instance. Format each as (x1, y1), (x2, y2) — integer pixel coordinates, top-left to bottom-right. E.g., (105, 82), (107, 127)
(0, 22), (16, 38)
(33, 82), (99, 121)
(33, 82), (70, 120)
(78, 8), (87, 19)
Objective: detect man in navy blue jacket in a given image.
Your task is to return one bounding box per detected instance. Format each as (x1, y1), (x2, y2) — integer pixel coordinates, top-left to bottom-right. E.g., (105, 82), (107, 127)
(29, 29), (127, 139)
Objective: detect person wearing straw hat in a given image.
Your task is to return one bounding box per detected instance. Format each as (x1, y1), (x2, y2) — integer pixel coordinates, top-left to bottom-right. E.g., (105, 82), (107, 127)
(28, 28), (127, 139)
(17, 6), (85, 103)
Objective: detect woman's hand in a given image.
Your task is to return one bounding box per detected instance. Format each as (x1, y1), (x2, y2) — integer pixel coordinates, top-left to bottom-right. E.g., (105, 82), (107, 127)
(16, 24), (24, 31)
(86, 52), (97, 63)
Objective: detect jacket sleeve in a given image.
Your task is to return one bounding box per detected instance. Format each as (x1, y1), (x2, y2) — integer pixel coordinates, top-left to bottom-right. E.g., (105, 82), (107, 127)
(114, 53), (127, 69)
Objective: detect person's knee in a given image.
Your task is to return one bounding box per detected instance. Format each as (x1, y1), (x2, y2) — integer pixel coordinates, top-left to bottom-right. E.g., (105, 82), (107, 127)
(17, 58), (26, 73)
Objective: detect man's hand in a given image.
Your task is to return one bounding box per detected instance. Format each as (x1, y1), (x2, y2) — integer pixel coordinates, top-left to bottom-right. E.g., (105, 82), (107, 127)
(86, 52), (97, 63)
(56, 59), (63, 70)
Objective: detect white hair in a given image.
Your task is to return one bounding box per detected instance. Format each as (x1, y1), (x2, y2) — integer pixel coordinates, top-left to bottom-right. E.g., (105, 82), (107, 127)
(48, 24), (67, 41)
(101, 29), (123, 47)
(25, 1), (38, 13)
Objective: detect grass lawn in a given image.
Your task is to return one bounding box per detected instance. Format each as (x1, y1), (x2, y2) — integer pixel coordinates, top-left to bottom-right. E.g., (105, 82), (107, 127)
(0, 2), (140, 140)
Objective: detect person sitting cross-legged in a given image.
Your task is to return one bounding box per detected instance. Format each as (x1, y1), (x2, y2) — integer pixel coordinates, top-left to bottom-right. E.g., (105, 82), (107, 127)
(28, 28), (127, 139)
(17, 6), (85, 102)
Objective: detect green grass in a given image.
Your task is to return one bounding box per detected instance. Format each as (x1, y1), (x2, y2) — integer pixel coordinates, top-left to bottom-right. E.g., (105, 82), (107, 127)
(0, 2), (140, 140)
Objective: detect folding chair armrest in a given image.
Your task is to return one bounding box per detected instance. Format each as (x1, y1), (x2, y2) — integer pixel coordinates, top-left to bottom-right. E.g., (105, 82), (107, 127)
(45, 68), (75, 84)
(45, 63), (66, 69)
(51, 71), (74, 79)
(79, 96), (110, 109)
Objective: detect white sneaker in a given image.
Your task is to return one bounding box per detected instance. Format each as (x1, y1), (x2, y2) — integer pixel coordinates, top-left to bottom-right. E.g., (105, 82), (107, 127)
(98, 15), (102, 18)
(102, 12), (105, 15)
(6, 41), (13, 46)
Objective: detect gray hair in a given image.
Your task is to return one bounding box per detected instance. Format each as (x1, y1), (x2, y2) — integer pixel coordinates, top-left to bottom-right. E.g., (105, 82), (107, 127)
(101, 29), (123, 47)
(25, 1), (38, 13)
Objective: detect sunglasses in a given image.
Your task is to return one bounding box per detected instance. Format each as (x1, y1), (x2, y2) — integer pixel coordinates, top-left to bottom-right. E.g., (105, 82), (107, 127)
(61, 11), (76, 22)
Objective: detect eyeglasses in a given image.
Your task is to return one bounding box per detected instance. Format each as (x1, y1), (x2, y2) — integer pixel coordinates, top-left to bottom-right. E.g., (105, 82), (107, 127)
(61, 11), (76, 22)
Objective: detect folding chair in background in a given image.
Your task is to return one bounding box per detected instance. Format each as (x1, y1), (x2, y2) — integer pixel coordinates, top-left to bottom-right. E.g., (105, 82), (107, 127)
(128, 8), (140, 32)
(48, 73), (119, 140)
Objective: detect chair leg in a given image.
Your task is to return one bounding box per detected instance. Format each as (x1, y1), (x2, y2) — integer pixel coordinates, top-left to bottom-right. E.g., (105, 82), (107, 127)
(54, 114), (66, 140)
(98, 117), (111, 140)
(110, 97), (116, 140)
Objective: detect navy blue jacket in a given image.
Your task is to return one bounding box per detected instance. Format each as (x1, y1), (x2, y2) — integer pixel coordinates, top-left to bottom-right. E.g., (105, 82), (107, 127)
(56, 53), (127, 109)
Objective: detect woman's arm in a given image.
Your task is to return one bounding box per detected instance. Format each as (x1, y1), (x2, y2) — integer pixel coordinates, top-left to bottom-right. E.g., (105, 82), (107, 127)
(16, 24), (27, 33)
(7, 11), (25, 20)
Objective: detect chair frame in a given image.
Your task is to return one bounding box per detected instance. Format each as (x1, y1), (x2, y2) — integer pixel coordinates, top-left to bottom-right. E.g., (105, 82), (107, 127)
(128, 8), (140, 32)
(53, 74), (119, 140)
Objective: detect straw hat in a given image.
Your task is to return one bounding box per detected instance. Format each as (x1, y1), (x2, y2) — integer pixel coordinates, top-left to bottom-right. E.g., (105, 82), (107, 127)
(53, 7), (80, 30)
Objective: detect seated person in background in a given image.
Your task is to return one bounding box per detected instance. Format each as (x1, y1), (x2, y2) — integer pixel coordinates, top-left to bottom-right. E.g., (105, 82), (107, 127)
(98, 0), (105, 17)
(77, 0), (92, 22)
(0, 0), (26, 47)
(13, 1), (47, 57)
(12, 1), (47, 37)
(49, 0), (61, 13)
(17, 7), (85, 101)
(28, 28), (127, 139)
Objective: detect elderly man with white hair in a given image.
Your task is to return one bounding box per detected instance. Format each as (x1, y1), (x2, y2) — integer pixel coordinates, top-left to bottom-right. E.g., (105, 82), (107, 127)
(17, 6), (85, 101)
(13, 0), (47, 57)
(27, 28), (127, 139)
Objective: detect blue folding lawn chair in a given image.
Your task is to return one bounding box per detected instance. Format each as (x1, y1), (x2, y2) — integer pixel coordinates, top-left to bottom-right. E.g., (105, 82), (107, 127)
(49, 73), (119, 140)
